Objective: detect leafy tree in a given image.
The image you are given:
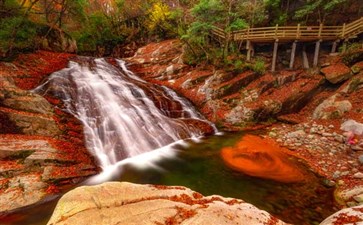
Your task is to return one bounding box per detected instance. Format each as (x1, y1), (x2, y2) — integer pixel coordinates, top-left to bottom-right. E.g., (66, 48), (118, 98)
(182, 0), (249, 63)
(0, 0), (40, 58)
(294, 0), (348, 23)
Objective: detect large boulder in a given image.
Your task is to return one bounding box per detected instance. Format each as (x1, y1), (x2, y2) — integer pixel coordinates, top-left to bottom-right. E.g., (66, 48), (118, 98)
(321, 63), (353, 84)
(0, 74), (60, 136)
(41, 28), (77, 53)
(319, 205), (363, 225)
(47, 182), (288, 225)
(312, 94), (352, 119)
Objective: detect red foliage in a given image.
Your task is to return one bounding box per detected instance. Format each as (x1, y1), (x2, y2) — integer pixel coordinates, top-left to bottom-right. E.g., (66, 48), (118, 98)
(332, 213), (362, 224)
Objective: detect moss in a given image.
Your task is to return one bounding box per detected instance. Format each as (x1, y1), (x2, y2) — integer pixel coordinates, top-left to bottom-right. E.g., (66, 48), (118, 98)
(5, 150), (34, 162)
(348, 77), (361, 93)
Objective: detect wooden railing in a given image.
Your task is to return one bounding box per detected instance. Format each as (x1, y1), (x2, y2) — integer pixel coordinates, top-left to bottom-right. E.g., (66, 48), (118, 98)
(213, 17), (363, 43)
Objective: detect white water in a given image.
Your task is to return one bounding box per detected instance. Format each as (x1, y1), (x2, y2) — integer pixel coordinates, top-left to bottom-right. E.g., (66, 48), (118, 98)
(35, 57), (215, 171)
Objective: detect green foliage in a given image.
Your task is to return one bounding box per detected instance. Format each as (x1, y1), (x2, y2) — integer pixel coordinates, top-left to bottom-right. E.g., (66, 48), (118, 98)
(253, 59), (266, 75)
(294, 0), (347, 22)
(341, 42), (363, 65)
(227, 18), (248, 32)
(0, 16), (37, 54)
(75, 12), (125, 53)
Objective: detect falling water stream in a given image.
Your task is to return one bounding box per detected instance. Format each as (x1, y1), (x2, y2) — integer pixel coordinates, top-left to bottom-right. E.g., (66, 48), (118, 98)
(36, 57), (215, 172)
(3, 57), (338, 225)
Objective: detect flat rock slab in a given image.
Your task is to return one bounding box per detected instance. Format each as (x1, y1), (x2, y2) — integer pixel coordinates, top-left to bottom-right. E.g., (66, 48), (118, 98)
(47, 182), (288, 225)
(321, 63), (353, 84)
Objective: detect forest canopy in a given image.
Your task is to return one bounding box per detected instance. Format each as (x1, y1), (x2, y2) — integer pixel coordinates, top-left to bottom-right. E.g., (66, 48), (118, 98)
(0, 0), (362, 60)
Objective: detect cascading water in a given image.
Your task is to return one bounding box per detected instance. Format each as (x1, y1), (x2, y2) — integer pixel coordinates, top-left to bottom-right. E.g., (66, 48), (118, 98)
(35, 57), (215, 171)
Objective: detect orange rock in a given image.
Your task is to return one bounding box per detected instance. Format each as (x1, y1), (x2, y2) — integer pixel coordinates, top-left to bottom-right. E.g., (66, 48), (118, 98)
(221, 135), (305, 183)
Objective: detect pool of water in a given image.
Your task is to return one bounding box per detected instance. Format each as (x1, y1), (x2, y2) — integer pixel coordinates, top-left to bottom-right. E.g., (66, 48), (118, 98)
(0, 132), (338, 225)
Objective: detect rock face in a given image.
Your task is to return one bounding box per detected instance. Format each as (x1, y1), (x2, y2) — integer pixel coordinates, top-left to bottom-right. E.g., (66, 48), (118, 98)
(47, 182), (288, 225)
(0, 53), (98, 215)
(0, 75), (60, 136)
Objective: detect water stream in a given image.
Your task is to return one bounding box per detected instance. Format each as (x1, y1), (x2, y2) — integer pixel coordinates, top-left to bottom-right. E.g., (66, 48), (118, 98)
(35, 57), (215, 170)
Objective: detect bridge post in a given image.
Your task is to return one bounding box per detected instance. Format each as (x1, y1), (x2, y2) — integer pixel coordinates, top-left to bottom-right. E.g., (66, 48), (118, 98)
(302, 45), (309, 69)
(272, 40), (279, 72)
(342, 39), (348, 53)
(313, 40), (321, 67)
(289, 41), (297, 69)
(246, 40), (252, 61)
(331, 40), (339, 53)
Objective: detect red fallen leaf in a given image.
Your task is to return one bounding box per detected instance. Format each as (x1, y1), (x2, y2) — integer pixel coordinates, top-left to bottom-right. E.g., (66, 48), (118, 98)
(45, 184), (60, 194)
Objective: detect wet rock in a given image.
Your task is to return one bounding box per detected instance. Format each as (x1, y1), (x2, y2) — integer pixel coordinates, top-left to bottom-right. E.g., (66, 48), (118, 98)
(321, 63), (353, 84)
(47, 182), (288, 225)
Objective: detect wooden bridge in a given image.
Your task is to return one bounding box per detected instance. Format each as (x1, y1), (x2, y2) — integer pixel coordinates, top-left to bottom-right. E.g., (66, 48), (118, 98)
(212, 17), (363, 71)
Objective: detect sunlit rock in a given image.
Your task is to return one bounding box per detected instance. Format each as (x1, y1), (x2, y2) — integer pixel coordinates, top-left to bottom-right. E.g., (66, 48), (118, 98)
(47, 182), (288, 225)
(319, 205), (363, 225)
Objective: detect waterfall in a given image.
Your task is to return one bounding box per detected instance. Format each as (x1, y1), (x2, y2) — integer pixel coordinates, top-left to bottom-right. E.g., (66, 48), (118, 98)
(35, 57), (215, 170)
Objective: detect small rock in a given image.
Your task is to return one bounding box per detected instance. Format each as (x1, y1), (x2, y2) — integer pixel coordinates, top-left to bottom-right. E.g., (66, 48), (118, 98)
(328, 125), (335, 129)
(269, 132), (277, 138)
(341, 171), (350, 176)
(333, 171), (341, 179)
(321, 137), (328, 141)
(322, 132), (333, 137)
(338, 180), (345, 186)
(347, 201), (358, 207)
(310, 127), (319, 134)
(354, 172), (363, 179)
(354, 194), (363, 202)
(323, 179), (336, 187)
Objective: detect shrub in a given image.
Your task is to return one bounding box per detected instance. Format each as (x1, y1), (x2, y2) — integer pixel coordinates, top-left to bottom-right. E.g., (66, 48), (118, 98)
(253, 59), (266, 75)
